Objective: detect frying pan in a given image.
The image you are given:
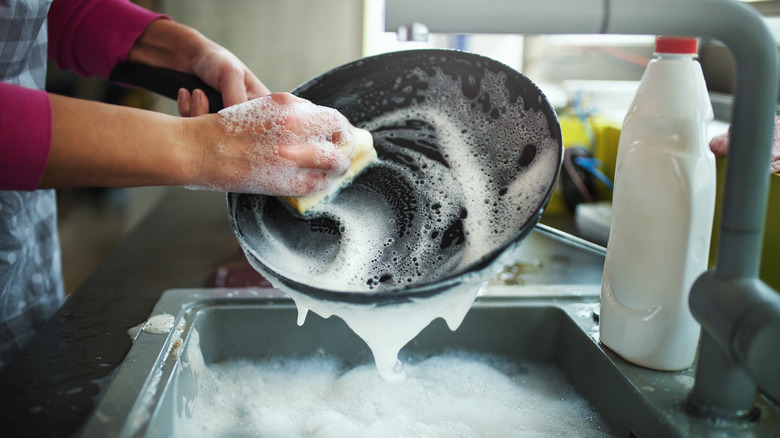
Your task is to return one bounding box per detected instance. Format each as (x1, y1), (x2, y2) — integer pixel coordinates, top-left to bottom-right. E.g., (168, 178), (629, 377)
(110, 49), (562, 305)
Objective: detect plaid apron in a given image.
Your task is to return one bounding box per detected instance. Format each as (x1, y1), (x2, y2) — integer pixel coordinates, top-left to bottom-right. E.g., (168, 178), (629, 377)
(0, 0), (63, 369)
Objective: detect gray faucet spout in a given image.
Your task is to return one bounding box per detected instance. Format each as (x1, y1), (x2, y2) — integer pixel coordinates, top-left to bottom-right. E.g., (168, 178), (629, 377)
(386, 0), (780, 420)
(689, 273), (780, 418)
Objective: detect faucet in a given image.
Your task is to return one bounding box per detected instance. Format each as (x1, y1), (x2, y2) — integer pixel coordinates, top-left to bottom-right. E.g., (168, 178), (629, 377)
(385, 0), (780, 421)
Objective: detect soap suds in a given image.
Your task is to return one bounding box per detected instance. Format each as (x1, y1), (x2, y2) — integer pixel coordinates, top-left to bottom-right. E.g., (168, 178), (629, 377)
(142, 314), (176, 335)
(170, 330), (610, 438)
(284, 282), (480, 382)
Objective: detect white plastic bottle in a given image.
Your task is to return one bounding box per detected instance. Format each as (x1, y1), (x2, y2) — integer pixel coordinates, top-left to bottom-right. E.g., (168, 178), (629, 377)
(599, 36), (716, 371)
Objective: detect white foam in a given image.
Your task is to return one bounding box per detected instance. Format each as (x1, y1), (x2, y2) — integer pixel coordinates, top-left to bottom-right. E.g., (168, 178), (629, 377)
(142, 314), (176, 335)
(284, 281), (479, 382)
(171, 330), (611, 438)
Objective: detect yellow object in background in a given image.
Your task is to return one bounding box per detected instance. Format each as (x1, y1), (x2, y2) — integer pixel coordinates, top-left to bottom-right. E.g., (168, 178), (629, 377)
(710, 159), (780, 291)
(544, 114), (622, 217)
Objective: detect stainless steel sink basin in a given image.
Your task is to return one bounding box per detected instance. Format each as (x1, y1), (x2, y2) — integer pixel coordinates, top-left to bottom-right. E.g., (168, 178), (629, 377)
(79, 227), (780, 437)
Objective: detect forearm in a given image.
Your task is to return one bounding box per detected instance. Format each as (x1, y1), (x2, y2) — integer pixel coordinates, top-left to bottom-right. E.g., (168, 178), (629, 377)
(36, 93), (353, 196)
(39, 94), (210, 189)
(126, 19), (205, 73)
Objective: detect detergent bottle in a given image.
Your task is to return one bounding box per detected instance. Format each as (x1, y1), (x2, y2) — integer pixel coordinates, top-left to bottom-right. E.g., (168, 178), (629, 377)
(599, 36), (716, 371)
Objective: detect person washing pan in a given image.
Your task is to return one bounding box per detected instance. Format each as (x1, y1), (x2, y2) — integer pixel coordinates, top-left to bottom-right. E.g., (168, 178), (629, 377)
(0, 0), (361, 368)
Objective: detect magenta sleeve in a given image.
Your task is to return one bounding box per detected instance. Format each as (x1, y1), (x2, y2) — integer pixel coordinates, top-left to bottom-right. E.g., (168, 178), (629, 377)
(48, 0), (168, 79)
(0, 83), (52, 191)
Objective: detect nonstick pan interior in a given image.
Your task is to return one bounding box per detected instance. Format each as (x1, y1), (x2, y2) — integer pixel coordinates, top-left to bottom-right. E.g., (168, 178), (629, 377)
(227, 49), (562, 304)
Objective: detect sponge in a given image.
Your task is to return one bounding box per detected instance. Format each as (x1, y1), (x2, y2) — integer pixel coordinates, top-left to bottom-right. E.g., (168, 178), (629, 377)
(281, 127), (376, 215)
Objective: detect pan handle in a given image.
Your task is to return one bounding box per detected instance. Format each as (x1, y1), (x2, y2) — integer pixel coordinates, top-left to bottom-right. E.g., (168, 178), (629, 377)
(108, 61), (224, 113)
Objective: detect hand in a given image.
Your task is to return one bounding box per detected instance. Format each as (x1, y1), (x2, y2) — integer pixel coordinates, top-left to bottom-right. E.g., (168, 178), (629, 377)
(189, 93), (357, 196)
(177, 42), (270, 117)
(127, 19), (270, 116)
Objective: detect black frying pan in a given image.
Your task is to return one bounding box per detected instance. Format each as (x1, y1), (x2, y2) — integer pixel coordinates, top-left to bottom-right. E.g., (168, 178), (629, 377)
(110, 49), (562, 305)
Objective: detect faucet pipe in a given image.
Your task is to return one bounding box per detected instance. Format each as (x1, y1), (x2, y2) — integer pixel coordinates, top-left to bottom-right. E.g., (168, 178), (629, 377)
(689, 274), (780, 418)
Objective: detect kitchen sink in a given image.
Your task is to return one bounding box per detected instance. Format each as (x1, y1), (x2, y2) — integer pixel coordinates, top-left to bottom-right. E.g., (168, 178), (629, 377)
(78, 227), (780, 437)
(80, 288), (780, 437)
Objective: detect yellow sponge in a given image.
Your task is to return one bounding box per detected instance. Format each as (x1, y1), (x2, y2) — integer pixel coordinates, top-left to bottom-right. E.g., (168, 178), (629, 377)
(281, 127), (376, 215)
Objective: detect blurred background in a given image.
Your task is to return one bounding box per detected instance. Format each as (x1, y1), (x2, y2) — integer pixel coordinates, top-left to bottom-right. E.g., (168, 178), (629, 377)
(50, 0), (780, 295)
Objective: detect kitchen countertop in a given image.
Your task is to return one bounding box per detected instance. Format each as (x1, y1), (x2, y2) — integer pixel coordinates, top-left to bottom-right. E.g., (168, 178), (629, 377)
(0, 189), (242, 437)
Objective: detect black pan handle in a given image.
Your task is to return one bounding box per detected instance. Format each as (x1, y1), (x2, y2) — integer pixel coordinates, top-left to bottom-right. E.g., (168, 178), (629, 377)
(109, 61), (224, 113)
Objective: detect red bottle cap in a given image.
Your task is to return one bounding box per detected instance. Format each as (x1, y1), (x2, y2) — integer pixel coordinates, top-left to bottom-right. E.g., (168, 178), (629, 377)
(655, 36), (699, 54)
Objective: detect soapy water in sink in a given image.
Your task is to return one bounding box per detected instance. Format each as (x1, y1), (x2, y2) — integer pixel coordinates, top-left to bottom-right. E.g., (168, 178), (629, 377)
(172, 330), (611, 438)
